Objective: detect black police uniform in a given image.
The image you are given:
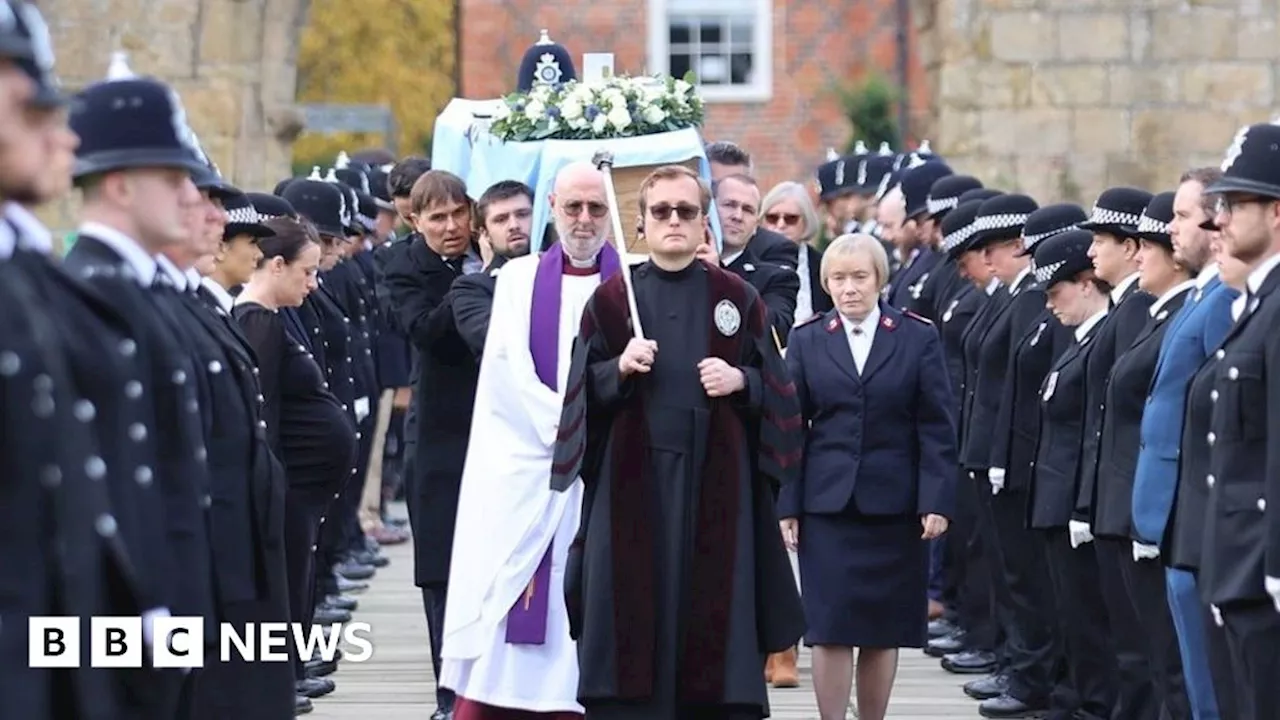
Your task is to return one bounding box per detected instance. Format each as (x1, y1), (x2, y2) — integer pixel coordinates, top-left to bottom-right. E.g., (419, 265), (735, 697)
(723, 248), (800, 345)
(1027, 231), (1119, 720)
(1073, 188), (1159, 720)
(1197, 123), (1280, 720)
(907, 175), (984, 322)
(884, 161), (951, 311)
(63, 61), (219, 719)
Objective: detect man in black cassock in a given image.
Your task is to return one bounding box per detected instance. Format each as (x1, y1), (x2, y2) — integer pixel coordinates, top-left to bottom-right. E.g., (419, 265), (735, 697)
(550, 164), (806, 719)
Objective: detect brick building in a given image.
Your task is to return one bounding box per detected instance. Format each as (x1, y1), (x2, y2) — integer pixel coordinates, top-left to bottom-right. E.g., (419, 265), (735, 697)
(458, 0), (930, 190)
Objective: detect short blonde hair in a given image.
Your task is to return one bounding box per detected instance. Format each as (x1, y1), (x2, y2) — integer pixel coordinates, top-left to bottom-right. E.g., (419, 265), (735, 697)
(820, 233), (891, 291)
(638, 164), (712, 217)
(760, 181), (820, 243)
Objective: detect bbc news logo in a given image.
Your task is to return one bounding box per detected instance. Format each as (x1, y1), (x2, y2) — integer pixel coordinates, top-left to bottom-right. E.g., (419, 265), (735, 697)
(28, 618), (373, 668)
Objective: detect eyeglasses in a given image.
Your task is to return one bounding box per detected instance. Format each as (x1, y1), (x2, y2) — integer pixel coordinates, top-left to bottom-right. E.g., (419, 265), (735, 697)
(764, 212), (802, 227)
(1214, 194), (1276, 217)
(648, 203), (702, 222)
(561, 200), (609, 218)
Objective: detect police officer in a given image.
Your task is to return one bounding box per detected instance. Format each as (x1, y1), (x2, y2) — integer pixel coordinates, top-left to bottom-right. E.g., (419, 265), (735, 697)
(908, 174), (984, 322)
(1198, 122), (1280, 720)
(884, 160), (952, 311)
(60, 52), (218, 718)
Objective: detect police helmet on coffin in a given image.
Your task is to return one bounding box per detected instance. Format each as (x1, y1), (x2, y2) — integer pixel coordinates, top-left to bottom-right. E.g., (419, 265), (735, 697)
(517, 29), (576, 92)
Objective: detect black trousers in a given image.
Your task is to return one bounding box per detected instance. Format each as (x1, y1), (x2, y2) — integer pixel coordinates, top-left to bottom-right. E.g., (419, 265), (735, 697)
(988, 489), (1058, 704)
(1201, 597), (1241, 720)
(1093, 537), (1157, 720)
(1042, 530), (1118, 720)
(1118, 554), (1190, 720)
(967, 469), (1013, 662)
(948, 467), (995, 643)
(422, 585), (455, 711)
(1221, 600), (1280, 720)
(284, 486), (329, 681)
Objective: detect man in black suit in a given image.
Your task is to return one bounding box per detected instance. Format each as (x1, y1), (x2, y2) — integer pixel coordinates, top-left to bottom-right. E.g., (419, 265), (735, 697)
(710, 173), (799, 345)
(382, 169), (485, 720)
(452, 180), (535, 358)
(703, 139), (797, 266)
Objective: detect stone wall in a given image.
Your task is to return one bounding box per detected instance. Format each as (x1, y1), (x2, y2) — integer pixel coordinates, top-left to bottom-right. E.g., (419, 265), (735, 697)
(914, 0), (1280, 203)
(38, 0), (311, 233)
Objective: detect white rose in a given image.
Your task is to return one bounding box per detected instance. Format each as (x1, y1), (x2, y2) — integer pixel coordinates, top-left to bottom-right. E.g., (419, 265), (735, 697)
(561, 97), (583, 121)
(642, 105), (667, 124)
(524, 99), (545, 122)
(494, 102), (512, 120)
(674, 79), (693, 95)
(591, 113), (609, 134)
(606, 105), (632, 130)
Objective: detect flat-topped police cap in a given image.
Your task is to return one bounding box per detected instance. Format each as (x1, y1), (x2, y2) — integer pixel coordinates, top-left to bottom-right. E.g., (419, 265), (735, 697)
(927, 175), (983, 220)
(11, 2), (65, 108)
(284, 168), (351, 238)
(1019, 203), (1087, 257)
(70, 52), (208, 182)
(190, 149), (239, 201)
(1207, 121), (1280, 199)
(222, 190), (275, 240)
(247, 192), (298, 221)
(1031, 228), (1094, 288)
(900, 160), (954, 219)
(0, 0), (35, 61)
(971, 193), (1039, 250)
(940, 199), (984, 259)
(1079, 186), (1152, 238)
(518, 29), (576, 92)
(1134, 191), (1176, 249)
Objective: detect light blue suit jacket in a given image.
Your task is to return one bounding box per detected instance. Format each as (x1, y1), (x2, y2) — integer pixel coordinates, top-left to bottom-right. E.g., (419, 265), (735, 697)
(1131, 276), (1237, 543)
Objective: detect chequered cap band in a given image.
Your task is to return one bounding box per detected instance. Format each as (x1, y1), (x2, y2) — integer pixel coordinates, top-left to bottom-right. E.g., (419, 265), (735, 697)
(257, 212), (288, 221)
(226, 206), (263, 225)
(1024, 223), (1077, 250)
(943, 222), (979, 253)
(1088, 206), (1141, 227)
(1033, 259), (1067, 284)
(1137, 214), (1170, 235)
(973, 213), (1029, 233)
(927, 196), (959, 215)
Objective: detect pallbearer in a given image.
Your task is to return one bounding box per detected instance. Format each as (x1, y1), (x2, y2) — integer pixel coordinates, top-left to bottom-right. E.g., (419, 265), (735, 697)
(550, 165), (805, 719)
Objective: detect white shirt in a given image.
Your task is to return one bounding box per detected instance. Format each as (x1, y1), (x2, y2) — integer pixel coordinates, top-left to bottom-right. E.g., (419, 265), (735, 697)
(1110, 272), (1140, 305)
(201, 277), (236, 312)
(839, 305), (881, 374)
(184, 268), (202, 291)
(1075, 308), (1108, 342)
(1231, 293), (1247, 322)
(1008, 265), (1032, 295)
(1234, 252), (1280, 321)
(5, 202), (53, 256)
(78, 221), (157, 287)
(0, 218), (14, 260)
(793, 246), (813, 326)
(985, 277), (1001, 296)
(155, 254), (188, 289)
(1150, 279), (1196, 317)
(1195, 263), (1220, 289)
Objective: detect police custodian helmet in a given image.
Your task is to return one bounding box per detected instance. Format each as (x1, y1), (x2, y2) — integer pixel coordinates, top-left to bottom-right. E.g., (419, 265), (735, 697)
(517, 29), (576, 92)
(68, 52), (208, 183)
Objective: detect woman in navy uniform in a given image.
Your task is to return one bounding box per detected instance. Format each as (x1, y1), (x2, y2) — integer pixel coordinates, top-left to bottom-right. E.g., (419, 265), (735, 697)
(780, 233), (955, 720)
(1027, 230), (1120, 720)
(234, 217), (357, 702)
(1091, 192), (1195, 720)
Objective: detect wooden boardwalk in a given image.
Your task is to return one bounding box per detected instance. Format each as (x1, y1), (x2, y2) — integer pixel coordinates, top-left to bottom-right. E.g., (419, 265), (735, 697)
(310, 509), (980, 719)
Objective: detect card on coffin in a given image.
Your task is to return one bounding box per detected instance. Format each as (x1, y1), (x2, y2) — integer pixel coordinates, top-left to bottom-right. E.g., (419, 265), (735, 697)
(430, 98), (509, 182)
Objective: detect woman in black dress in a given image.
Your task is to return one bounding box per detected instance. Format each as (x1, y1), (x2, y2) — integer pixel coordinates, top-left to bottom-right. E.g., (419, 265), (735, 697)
(233, 217), (357, 697)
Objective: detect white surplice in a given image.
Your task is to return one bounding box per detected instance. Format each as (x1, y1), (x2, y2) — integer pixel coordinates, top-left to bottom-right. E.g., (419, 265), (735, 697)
(440, 253), (601, 713)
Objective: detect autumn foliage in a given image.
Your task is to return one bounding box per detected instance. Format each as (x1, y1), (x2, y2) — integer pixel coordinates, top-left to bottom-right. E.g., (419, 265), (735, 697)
(294, 0), (456, 165)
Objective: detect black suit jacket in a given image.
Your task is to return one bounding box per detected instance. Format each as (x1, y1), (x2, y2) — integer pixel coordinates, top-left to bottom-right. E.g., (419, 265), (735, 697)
(958, 285), (1009, 468)
(383, 237), (479, 587)
(1074, 281), (1155, 519)
(746, 227), (798, 267)
(963, 275), (1025, 469)
(451, 256), (508, 360)
(1092, 289), (1190, 539)
(937, 282), (983, 446)
(988, 278), (1050, 475)
(372, 238), (413, 389)
(1200, 265), (1280, 605)
(908, 252), (963, 323)
(724, 248), (800, 347)
(993, 305), (1072, 493)
(885, 246), (940, 312)
(800, 244), (834, 316)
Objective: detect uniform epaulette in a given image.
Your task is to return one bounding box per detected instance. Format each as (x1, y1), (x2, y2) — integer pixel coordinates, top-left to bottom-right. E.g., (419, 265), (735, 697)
(795, 312), (825, 328)
(904, 310), (933, 325)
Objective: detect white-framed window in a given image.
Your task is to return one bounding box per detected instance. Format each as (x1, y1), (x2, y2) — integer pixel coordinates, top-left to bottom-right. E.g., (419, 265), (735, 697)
(647, 0), (773, 103)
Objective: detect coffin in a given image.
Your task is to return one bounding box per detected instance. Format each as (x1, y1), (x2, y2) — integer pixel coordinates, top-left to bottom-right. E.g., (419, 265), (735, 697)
(431, 105), (722, 256)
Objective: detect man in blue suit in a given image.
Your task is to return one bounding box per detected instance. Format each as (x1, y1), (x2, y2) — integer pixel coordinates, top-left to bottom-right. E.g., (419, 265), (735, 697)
(1131, 168), (1237, 720)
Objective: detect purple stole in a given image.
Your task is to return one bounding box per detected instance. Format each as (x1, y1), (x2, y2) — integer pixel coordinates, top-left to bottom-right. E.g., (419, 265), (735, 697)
(504, 242), (621, 645)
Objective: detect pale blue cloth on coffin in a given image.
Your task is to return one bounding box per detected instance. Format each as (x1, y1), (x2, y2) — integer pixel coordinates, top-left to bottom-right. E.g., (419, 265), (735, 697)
(432, 115), (723, 254)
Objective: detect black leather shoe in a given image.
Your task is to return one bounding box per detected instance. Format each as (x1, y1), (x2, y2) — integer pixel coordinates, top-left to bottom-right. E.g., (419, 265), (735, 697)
(313, 605), (352, 625)
(964, 673), (1010, 700)
(305, 657), (337, 678)
(296, 677), (335, 698)
(979, 693), (1046, 718)
(429, 710), (452, 720)
(352, 549), (390, 568)
(325, 594), (358, 611)
(925, 631), (966, 657)
(335, 573), (368, 593)
(295, 695), (313, 715)
(942, 650), (998, 674)
(335, 559), (375, 580)
(928, 617), (960, 638)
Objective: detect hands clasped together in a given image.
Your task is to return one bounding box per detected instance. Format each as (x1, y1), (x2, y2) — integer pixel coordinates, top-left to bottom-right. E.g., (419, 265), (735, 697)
(617, 338), (745, 398)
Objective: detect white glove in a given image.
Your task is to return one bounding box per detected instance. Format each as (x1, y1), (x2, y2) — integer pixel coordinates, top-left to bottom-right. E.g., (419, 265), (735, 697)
(1210, 604), (1224, 627)
(1266, 576), (1280, 614)
(1068, 520), (1094, 549)
(989, 468), (1006, 495)
(1132, 542), (1161, 562)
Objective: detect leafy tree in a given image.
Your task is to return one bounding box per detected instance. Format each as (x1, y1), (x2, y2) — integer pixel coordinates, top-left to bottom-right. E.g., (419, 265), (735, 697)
(834, 73), (901, 153)
(294, 0), (455, 166)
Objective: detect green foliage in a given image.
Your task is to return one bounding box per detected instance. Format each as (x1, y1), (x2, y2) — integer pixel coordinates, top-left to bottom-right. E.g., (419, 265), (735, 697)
(833, 73), (901, 153)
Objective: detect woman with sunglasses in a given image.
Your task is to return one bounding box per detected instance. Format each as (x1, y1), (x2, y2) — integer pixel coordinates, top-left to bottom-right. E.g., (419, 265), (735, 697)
(760, 181), (833, 328)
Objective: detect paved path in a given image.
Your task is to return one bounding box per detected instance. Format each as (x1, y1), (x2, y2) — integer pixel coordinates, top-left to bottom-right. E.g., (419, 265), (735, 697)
(309, 509), (980, 719)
